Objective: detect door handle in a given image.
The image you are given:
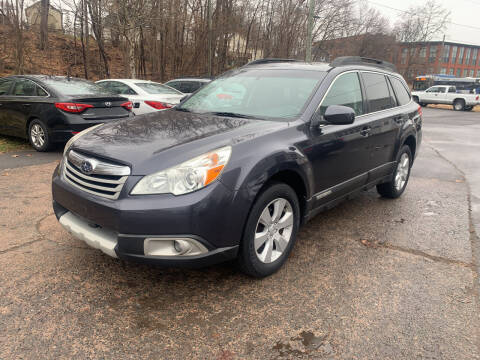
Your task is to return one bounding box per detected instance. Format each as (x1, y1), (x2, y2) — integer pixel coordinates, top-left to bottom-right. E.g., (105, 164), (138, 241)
(360, 126), (371, 137)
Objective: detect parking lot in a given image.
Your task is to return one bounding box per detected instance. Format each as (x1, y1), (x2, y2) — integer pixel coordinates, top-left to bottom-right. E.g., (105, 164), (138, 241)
(1, 107), (479, 359)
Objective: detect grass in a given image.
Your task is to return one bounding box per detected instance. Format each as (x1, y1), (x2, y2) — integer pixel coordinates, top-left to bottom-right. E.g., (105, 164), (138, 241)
(0, 135), (30, 153)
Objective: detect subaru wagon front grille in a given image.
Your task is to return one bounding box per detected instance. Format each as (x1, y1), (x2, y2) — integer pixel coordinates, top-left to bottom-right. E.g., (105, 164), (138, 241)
(63, 150), (130, 200)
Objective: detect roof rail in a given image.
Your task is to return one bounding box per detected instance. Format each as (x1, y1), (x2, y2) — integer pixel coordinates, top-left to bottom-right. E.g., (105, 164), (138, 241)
(244, 58), (300, 66)
(330, 56), (397, 73)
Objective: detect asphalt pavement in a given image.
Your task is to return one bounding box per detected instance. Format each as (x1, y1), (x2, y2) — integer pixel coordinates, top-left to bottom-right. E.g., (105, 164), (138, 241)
(0, 108), (479, 359)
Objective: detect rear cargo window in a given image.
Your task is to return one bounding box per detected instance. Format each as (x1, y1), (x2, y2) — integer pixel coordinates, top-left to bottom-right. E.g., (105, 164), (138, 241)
(389, 76), (411, 106)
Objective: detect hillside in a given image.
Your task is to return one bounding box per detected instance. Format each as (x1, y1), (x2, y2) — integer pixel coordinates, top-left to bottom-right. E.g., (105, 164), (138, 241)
(0, 25), (127, 81)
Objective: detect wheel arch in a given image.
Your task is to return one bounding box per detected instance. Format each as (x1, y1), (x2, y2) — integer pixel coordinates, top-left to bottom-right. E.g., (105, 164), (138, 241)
(402, 134), (417, 160)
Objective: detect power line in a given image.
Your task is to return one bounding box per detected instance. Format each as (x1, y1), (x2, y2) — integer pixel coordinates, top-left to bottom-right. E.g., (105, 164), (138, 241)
(367, 0), (480, 32)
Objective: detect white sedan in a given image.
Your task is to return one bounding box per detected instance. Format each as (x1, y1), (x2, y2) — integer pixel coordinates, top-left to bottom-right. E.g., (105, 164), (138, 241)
(96, 79), (185, 115)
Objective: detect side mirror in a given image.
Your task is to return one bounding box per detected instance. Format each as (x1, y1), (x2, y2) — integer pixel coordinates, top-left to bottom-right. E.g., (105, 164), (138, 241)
(324, 105), (355, 125)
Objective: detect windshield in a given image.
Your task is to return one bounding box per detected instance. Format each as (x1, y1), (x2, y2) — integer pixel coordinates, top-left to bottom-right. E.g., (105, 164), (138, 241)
(178, 69), (326, 120)
(43, 78), (110, 96)
(135, 82), (182, 95)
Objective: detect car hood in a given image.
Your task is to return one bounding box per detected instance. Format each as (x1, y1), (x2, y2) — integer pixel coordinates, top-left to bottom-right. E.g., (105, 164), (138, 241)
(71, 109), (288, 175)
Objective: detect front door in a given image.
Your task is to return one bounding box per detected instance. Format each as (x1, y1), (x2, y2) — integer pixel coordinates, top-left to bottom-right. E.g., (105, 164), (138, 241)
(301, 71), (372, 205)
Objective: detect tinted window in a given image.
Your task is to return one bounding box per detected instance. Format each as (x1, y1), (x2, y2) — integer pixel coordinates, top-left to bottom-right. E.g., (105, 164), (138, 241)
(389, 77), (411, 106)
(165, 81), (181, 91)
(320, 72), (364, 116)
(362, 72), (392, 112)
(386, 77), (397, 107)
(135, 82), (182, 95)
(180, 69), (325, 120)
(448, 87), (457, 93)
(43, 78), (109, 96)
(180, 81), (201, 93)
(0, 79), (14, 95)
(12, 79), (46, 96)
(109, 81), (137, 95)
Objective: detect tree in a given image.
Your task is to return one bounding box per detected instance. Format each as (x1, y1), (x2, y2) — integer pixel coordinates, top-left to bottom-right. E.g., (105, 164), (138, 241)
(39, 0), (49, 50)
(393, 0), (450, 80)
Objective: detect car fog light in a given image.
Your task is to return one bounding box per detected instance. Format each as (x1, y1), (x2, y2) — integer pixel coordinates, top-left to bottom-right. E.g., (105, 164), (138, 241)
(174, 240), (192, 254)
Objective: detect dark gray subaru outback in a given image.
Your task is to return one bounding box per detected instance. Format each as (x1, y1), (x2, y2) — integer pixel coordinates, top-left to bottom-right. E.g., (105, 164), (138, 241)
(52, 57), (422, 277)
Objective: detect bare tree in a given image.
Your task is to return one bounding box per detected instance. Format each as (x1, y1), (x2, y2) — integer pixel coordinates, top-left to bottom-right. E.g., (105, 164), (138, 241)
(39, 0), (49, 50)
(393, 0), (450, 80)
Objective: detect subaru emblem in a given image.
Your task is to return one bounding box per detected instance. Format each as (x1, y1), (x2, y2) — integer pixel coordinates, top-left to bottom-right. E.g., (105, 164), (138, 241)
(105, 102), (112, 107)
(80, 160), (94, 175)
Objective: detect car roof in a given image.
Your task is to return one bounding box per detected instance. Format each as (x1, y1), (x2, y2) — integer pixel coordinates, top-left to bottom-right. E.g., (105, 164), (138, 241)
(4, 75), (87, 82)
(166, 78), (212, 83)
(242, 57), (399, 75)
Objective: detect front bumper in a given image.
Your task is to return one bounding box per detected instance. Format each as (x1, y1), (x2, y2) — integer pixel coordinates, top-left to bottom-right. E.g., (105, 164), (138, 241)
(54, 202), (238, 268)
(52, 169), (244, 268)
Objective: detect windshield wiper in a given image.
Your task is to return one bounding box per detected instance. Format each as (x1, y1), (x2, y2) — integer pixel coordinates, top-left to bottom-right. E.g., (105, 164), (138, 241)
(208, 112), (260, 119)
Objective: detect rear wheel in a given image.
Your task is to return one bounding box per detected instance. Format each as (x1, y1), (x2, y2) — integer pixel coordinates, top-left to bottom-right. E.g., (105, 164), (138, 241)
(28, 119), (52, 152)
(453, 99), (465, 111)
(237, 182), (300, 278)
(377, 145), (412, 199)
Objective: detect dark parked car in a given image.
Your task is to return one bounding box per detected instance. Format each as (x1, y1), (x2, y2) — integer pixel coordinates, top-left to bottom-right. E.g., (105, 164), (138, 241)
(0, 75), (133, 151)
(164, 77), (212, 95)
(52, 57), (422, 277)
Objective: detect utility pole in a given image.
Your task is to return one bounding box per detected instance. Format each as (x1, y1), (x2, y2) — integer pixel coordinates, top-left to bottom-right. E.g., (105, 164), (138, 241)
(305, 0), (315, 62)
(207, 0), (213, 76)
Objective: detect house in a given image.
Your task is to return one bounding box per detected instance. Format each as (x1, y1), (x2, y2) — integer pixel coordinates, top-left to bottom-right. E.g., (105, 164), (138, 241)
(25, 1), (63, 31)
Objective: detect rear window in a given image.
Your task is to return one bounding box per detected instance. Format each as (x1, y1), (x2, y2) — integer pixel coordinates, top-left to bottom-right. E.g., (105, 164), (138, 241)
(362, 72), (393, 113)
(389, 77), (411, 106)
(43, 78), (109, 96)
(135, 82), (182, 95)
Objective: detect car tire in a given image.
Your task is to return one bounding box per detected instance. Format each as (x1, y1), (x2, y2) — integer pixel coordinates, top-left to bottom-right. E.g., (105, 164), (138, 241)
(377, 145), (412, 199)
(464, 106), (473, 111)
(412, 96), (419, 104)
(237, 182), (300, 278)
(28, 119), (52, 152)
(453, 99), (465, 111)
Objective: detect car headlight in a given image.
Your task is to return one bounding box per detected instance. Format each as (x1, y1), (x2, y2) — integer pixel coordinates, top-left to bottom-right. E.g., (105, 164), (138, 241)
(131, 146), (232, 195)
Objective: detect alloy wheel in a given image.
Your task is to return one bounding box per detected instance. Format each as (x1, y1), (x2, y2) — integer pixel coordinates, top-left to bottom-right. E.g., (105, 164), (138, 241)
(254, 197), (294, 264)
(394, 153), (410, 191)
(30, 124), (46, 148)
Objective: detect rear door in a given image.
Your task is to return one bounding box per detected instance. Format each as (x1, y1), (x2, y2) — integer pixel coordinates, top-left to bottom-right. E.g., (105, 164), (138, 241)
(357, 71), (400, 181)
(0, 78), (15, 135)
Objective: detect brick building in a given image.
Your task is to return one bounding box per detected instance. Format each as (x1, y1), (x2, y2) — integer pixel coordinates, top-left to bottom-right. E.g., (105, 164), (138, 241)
(395, 41), (480, 80)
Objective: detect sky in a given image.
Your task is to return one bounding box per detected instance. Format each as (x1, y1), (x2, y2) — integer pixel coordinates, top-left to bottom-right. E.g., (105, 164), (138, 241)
(366, 0), (480, 46)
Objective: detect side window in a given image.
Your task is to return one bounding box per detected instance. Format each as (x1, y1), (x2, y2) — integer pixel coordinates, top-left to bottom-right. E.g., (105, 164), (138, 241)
(166, 81), (181, 91)
(386, 76), (397, 107)
(438, 87), (447, 93)
(426, 87), (439, 93)
(0, 79), (14, 95)
(319, 72), (364, 116)
(361, 72), (393, 113)
(12, 79), (45, 96)
(448, 87), (457, 93)
(389, 76), (411, 106)
(97, 81), (112, 90)
(110, 82), (137, 95)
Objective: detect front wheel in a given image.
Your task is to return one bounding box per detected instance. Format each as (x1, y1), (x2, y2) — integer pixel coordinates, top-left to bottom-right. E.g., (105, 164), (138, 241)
(377, 145), (412, 199)
(237, 182), (300, 278)
(28, 119), (52, 152)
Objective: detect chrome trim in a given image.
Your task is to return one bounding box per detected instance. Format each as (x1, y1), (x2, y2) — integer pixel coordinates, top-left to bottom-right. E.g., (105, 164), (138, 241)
(68, 150), (131, 176)
(315, 70), (413, 119)
(65, 162), (127, 185)
(144, 238), (209, 257)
